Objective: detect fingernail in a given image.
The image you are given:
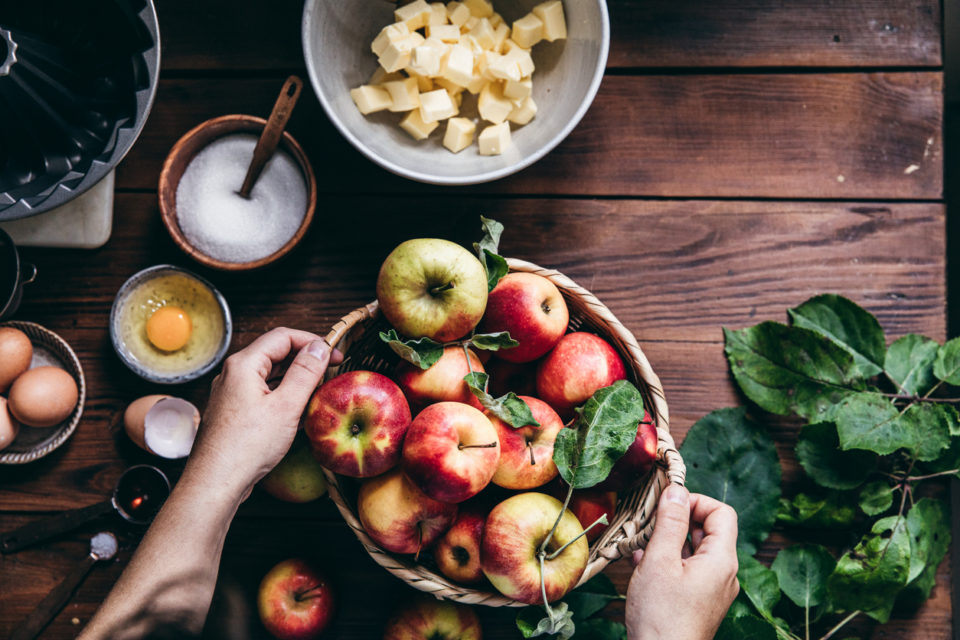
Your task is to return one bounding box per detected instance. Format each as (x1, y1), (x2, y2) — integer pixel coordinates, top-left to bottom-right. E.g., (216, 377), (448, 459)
(305, 339), (331, 362)
(664, 484), (688, 505)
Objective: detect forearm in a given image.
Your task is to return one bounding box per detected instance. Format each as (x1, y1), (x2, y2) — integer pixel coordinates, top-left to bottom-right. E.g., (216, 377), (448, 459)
(79, 461), (247, 640)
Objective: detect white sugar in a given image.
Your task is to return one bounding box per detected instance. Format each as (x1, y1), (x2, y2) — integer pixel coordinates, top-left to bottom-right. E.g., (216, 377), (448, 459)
(176, 134), (308, 263)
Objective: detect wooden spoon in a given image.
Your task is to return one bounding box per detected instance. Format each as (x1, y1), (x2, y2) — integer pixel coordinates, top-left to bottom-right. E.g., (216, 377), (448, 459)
(238, 75), (303, 199)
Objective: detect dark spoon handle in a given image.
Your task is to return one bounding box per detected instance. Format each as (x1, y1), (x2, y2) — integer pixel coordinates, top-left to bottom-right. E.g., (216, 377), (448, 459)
(10, 553), (98, 640)
(0, 500), (114, 553)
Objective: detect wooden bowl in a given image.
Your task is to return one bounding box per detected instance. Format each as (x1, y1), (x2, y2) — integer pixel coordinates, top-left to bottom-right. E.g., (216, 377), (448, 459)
(158, 114), (317, 271)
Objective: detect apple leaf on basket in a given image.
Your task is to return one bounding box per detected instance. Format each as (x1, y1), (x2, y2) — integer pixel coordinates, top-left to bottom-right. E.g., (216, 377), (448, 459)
(464, 371), (540, 428)
(469, 331), (519, 351)
(379, 330), (443, 369)
(474, 216), (509, 292)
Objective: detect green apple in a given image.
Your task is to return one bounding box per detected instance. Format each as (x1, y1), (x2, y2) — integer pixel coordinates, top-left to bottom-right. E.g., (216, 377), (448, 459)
(260, 436), (328, 503)
(376, 238), (489, 342)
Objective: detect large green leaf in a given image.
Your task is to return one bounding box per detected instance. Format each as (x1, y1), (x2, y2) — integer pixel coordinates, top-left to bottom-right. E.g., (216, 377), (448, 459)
(885, 334), (939, 396)
(469, 331), (519, 351)
(563, 574), (622, 622)
(777, 492), (857, 529)
(795, 422), (876, 490)
(553, 381), (646, 489)
(473, 216), (509, 292)
(737, 553), (780, 620)
(858, 481), (894, 516)
(714, 614), (778, 640)
(379, 330), (443, 370)
(723, 323), (863, 421)
(899, 402), (953, 462)
(826, 516), (911, 623)
(679, 408), (781, 554)
(771, 544), (835, 609)
(914, 405), (960, 474)
(904, 498), (950, 584)
(789, 294), (885, 378)
(933, 337), (960, 385)
(833, 393), (907, 456)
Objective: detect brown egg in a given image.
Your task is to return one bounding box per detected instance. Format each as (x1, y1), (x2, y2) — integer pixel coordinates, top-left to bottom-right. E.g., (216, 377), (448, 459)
(8, 366), (79, 427)
(0, 327), (33, 392)
(123, 395), (170, 451)
(0, 397), (20, 451)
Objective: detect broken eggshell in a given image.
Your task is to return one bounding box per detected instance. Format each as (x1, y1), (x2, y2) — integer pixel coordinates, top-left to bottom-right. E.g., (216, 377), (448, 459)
(123, 395), (200, 459)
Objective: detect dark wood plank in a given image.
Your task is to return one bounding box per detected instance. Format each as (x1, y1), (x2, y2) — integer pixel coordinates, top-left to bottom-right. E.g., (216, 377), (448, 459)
(156, 0), (943, 71)
(117, 73), (944, 199)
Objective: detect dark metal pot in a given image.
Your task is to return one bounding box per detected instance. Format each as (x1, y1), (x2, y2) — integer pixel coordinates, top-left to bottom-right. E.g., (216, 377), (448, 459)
(0, 228), (36, 320)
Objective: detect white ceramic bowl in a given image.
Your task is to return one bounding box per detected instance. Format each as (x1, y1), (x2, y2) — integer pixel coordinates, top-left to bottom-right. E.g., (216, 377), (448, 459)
(301, 0), (609, 185)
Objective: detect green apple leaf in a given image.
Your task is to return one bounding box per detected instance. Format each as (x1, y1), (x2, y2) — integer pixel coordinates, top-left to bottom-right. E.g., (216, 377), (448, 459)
(771, 544), (835, 609)
(858, 481), (894, 516)
(833, 393), (951, 460)
(474, 216), (509, 292)
(899, 402), (953, 461)
(933, 337), (960, 385)
(464, 372), (540, 428)
(914, 405), (960, 475)
(516, 601), (575, 639)
(469, 331), (519, 351)
(553, 380), (646, 489)
(679, 408), (781, 554)
(796, 422), (876, 490)
(571, 619), (628, 640)
(897, 499), (950, 610)
(777, 492), (857, 529)
(826, 515), (911, 623)
(378, 330), (443, 370)
(563, 574), (623, 621)
(714, 614), (778, 640)
(737, 553), (780, 620)
(723, 323), (864, 421)
(885, 334), (939, 396)
(788, 294), (886, 378)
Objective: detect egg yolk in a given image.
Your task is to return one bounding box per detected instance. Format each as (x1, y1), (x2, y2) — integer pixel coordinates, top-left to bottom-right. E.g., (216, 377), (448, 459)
(146, 306), (193, 352)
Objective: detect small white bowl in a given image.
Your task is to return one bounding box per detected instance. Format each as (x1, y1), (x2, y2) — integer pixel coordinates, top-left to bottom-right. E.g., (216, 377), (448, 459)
(301, 0), (610, 185)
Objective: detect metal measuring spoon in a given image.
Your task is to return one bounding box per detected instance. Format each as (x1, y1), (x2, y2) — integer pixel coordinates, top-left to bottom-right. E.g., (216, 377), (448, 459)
(10, 532), (118, 640)
(0, 465), (170, 553)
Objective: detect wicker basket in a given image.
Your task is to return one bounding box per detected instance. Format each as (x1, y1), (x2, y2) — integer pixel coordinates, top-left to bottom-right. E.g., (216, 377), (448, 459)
(319, 258), (686, 607)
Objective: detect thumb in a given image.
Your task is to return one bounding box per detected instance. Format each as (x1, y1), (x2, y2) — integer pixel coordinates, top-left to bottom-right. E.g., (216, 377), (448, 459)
(273, 339), (333, 408)
(642, 484), (691, 567)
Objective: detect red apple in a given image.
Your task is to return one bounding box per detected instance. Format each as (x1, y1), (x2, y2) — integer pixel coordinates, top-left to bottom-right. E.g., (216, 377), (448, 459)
(434, 507), (487, 584)
(490, 396), (564, 490)
(536, 332), (627, 419)
(396, 346), (485, 411)
(484, 358), (538, 398)
(481, 492), (589, 604)
(479, 272), (569, 363)
(596, 412), (658, 491)
(403, 402), (500, 503)
(568, 490), (618, 543)
(257, 558), (335, 640)
(304, 371), (411, 478)
(260, 435), (328, 503)
(383, 596), (483, 640)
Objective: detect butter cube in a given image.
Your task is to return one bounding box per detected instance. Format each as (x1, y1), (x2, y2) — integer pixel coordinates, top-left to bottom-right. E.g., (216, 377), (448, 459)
(370, 67), (404, 84)
(440, 44), (474, 87)
(400, 109), (439, 140)
(433, 76), (463, 93)
(462, 16), (479, 32)
(478, 122), (511, 155)
(489, 12), (504, 28)
(383, 77), (420, 112)
(468, 18), (496, 50)
(443, 117), (476, 153)
(408, 71), (435, 92)
(464, 0), (494, 18)
(447, 1), (471, 26)
(508, 96), (537, 125)
(371, 23), (410, 56)
(460, 34), (486, 56)
(448, 88), (464, 108)
(378, 32), (425, 73)
(419, 88), (459, 122)
(408, 45), (442, 77)
(500, 38), (523, 54)
(532, 0), (567, 41)
(350, 84), (393, 114)
(395, 0), (433, 30)
(465, 71), (487, 95)
(427, 24), (461, 42)
(491, 23), (510, 51)
(478, 81), (514, 124)
(511, 13), (544, 48)
(503, 76), (532, 101)
(429, 2), (449, 25)
(505, 47), (535, 77)
(484, 52), (522, 82)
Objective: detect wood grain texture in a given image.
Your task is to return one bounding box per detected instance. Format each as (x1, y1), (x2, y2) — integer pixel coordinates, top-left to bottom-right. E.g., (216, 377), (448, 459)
(156, 0), (943, 71)
(115, 73), (944, 199)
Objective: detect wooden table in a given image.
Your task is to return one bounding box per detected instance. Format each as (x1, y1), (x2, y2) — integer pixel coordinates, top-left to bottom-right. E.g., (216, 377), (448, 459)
(0, 1), (948, 638)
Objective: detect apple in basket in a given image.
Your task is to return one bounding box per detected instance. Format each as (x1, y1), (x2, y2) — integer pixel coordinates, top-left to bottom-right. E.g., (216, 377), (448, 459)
(357, 467), (457, 556)
(259, 435), (328, 503)
(383, 596), (483, 640)
(257, 558), (335, 640)
(376, 238), (489, 343)
(481, 492), (589, 604)
(489, 396), (564, 490)
(304, 371), (412, 478)
(479, 272), (569, 363)
(536, 332), (627, 419)
(568, 490), (618, 543)
(396, 346), (485, 411)
(484, 357), (538, 398)
(434, 506), (487, 584)
(402, 402), (500, 504)
(596, 411), (659, 491)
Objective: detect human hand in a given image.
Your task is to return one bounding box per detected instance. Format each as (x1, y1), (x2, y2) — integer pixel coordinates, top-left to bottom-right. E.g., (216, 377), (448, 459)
(625, 485), (739, 640)
(185, 328), (342, 497)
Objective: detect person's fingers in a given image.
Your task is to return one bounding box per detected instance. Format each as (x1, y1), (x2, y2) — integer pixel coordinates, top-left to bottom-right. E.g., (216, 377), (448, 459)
(690, 527), (705, 551)
(229, 328), (323, 380)
(688, 496), (738, 558)
(631, 549), (644, 567)
(272, 339), (334, 409)
(269, 348), (344, 382)
(681, 540), (693, 559)
(642, 484), (691, 567)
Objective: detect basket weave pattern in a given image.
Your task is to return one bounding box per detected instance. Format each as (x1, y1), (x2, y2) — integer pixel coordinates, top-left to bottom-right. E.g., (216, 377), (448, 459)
(320, 259), (686, 606)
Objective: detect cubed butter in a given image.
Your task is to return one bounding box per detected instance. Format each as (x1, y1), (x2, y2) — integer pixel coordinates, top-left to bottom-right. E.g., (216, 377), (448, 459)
(484, 51), (522, 82)
(447, 1), (471, 26)
(370, 67), (404, 84)
(378, 32), (425, 73)
(505, 47), (535, 77)
(532, 0), (567, 41)
(408, 71), (435, 92)
(503, 76), (532, 101)
(440, 44), (474, 87)
(400, 109), (439, 140)
(508, 96), (537, 125)
(443, 117), (476, 152)
(395, 0), (433, 30)
(371, 22), (410, 56)
(511, 13), (544, 48)
(383, 77), (420, 112)
(462, 16), (479, 32)
(468, 18), (496, 50)
(491, 23), (511, 51)
(419, 88), (459, 122)
(463, 0), (494, 18)
(478, 81), (514, 124)
(478, 122), (511, 155)
(500, 38), (522, 54)
(429, 2), (449, 25)
(408, 45), (442, 77)
(448, 88), (464, 108)
(350, 84), (393, 114)
(489, 12), (504, 28)
(433, 76), (463, 93)
(427, 24), (461, 42)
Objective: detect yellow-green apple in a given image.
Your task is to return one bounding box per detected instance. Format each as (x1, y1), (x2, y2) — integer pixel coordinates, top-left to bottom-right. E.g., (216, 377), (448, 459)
(376, 238), (489, 342)
(434, 506), (487, 584)
(568, 489), (617, 543)
(257, 558), (335, 640)
(481, 492), (589, 604)
(304, 371), (411, 478)
(490, 396), (563, 490)
(383, 596), (482, 640)
(484, 358), (538, 398)
(479, 272), (569, 363)
(260, 435), (328, 503)
(536, 332), (627, 419)
(402, 402), (500, 504)
(396, 346), (485, 411)
(596, 412), (658, 491)
(357, 468), (457, 555)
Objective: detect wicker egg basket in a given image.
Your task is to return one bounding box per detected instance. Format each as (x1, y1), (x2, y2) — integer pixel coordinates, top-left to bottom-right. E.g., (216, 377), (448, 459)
(319, 258), (686, 607)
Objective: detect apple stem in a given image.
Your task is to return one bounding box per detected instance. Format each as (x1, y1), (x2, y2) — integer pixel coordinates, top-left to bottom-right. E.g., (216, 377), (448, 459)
(546, 513), (609, 561)
(538, 484), (574, 557)
(459, 442), (498, 450)
(528, 443), (536, 466)
(294, 583), (325, 602)
(430, 282), (455, 296)
(415, 524), (423, 562)
(537, 551), (553, 616)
